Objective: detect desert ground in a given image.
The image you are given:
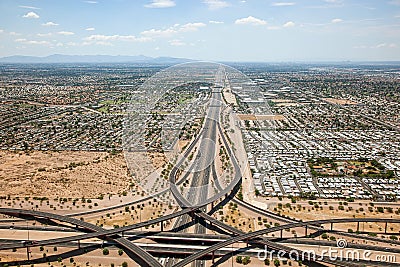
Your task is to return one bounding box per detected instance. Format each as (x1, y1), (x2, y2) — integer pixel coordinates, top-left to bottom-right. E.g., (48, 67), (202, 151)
(237, 114), (285, 121)
(0, 150), (132, 198)
(323, 98), (358, 105)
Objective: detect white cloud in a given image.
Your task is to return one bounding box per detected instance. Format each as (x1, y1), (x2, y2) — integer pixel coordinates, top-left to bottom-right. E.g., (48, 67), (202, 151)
(37, 33), (52, 37)
(141, 22), (206, 38)
(141, 28), (177, 38)
(203, 0), (230, 10)
(67, 42), (81, 46)
(15, 38), (50, 45)
(84, 34), (150, 42)
(209, 20), (224, 24)
(86, 27), (95, 31)
(375, 43), (397, 48)
(283, 21), (295, 27)
(42, 22), (59, 26)
(19, 5), (40, 10)
(22, 12), (40, 19)
(9, 32), (21, 36)
(92, 41), (114, 46)
(58, 31), (75, 36)
(144, 0), (176, 8)
(84, 1), (98, 3)
(169, 39), (186, 46)
(180, 22), (206, 32)
(235, 16), (267, 26)
(29, 40), (49, 45)
(271, 2), (295, 6)
(331, 18), (343, 23)
(355, 43), (398, 49)
(0, 29), (4, 34)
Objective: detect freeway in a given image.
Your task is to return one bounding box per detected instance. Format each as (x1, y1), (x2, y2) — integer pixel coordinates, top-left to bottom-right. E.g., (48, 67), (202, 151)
(169, 68), (226, 267)
(3, 64), (400, 267)
(5, 229), (400, 257)
(167, 68), (354, 266)
(173, 217), (400, 267)
(167, 67), (359, 267)
(1, 65), (312, 267)
(0, 208), (162, 267)
(0, 188), (169, 224)
(233, 195), (400, 247)
(1, 67), (311, 266)
(4, 202), (400, 267)
(0, 207), (197, 251)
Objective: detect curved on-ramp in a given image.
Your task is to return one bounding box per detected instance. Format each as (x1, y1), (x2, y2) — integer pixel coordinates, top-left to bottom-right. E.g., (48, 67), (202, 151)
(0, 208), (162, 267)
(173, 217), (400, 267)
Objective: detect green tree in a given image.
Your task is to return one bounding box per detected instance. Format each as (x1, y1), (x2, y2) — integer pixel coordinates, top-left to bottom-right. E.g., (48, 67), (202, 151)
(242, 256), (251, 265)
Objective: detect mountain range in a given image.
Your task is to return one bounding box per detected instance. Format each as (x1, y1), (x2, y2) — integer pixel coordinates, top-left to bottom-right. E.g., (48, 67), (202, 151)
(0, 54), (193, 64)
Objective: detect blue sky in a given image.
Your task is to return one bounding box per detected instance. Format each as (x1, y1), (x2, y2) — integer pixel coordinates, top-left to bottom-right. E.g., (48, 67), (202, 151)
(0, 0), (399, 61)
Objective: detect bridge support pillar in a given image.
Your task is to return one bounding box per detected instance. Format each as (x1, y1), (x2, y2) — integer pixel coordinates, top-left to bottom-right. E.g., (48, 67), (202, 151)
(212, 251), (215, 264)
(385, 222), (388, 234)
(305, 225), (308, 237)
(26, 247), (30, 261)
(330, 223), (333, 231)
(78, 240), (81, 249)
(122, 231), (124, 238)
(211, 202), (214, 210)
(161, 222), (164, 232)
(357, 222), (360, 233)
(280, 229), (283, 239)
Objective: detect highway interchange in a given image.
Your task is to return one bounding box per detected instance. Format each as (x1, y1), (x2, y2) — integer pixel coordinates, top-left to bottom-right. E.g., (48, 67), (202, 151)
(1, 65), (400, 267)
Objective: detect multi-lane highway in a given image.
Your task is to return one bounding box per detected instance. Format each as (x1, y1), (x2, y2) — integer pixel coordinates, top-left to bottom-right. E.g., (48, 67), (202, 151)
(3, 207), (400, 267)
(2, 65), (400, 267)
(169, 68), (225, 267)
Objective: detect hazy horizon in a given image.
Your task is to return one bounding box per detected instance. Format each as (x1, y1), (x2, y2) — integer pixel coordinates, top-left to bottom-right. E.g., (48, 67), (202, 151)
(2, 53), (400, 64)
(1, 0), (400, 61)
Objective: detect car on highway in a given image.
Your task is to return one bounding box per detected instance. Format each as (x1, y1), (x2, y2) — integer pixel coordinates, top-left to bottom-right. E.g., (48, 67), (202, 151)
(21, 240), (38, 246)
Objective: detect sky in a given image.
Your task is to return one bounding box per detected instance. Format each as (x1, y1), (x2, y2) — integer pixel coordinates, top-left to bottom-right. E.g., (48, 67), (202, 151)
(0, 0), (400, 61)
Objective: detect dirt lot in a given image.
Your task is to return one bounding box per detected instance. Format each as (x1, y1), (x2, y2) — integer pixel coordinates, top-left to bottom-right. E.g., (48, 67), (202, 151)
(237, 114), (286, 121)
(0, 150), (131, 198)
(323, 98), (358, 105)
(222, 88), (238, 106)
(270, 99), (294, 103)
